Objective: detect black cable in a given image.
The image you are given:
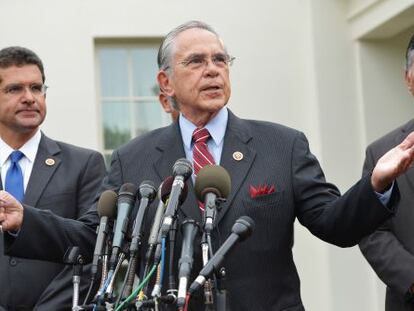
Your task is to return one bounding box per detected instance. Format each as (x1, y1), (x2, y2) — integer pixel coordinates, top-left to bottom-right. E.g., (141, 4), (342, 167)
(83, 276), (96, 305)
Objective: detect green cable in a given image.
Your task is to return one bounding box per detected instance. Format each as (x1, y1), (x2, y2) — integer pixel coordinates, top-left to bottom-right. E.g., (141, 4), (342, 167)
(115, 264), (157, 311)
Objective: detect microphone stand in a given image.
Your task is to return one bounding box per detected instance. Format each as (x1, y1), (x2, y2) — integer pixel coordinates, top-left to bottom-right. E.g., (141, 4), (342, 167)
(202, 197), (229, 311)
(167, 219), (178, 301)
(63, 246), (84, 311)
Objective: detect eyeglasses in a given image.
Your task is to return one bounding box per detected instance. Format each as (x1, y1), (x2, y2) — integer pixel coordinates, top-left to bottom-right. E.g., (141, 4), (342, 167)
(177, 53), (235, 70)
(1, 83), (48, 97)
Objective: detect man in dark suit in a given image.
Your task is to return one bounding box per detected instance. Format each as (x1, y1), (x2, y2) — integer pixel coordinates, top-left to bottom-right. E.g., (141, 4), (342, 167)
(0, 47), (106, 310)
(2, 22), (414, 310)
(359, 34), (414, 311)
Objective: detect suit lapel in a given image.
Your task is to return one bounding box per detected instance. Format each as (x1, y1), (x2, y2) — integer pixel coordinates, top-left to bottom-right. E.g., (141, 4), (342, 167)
(216, 111), (256, 224)
(23, 133), (61, 206)
(153, 123), (201, 223)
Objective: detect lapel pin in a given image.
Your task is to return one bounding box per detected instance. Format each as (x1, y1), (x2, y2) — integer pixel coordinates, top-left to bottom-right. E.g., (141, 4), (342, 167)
(232, 151), (243, 161)
(45, 158), (55, 166)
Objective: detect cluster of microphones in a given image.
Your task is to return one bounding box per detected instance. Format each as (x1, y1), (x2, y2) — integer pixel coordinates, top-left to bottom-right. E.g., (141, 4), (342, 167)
(69, 158), (255, 311)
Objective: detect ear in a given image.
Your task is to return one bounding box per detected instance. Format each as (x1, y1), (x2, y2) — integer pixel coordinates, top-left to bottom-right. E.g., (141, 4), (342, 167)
(405, 70), (414, 96)
(159, 93), (172, 113)
(157, 70), (175, 97)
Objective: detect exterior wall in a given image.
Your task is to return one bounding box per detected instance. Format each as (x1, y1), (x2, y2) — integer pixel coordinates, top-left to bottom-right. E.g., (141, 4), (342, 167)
(1, 0), (414, 310)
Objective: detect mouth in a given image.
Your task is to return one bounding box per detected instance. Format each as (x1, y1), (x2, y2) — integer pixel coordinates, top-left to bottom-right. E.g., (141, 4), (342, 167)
(17, 109), (40, 115)
(200, 84), (222, 92)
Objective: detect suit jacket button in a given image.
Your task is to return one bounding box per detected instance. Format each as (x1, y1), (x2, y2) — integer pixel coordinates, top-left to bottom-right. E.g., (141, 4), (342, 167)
(9, 258), (17, 266)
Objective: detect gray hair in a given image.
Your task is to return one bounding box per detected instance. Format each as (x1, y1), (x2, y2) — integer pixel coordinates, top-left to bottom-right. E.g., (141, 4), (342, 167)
(157, 20), (222, 71)
(0, 46), (45, 83)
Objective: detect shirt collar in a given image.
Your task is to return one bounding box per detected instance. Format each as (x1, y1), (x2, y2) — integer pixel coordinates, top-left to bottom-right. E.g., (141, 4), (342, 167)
(0, 130), (41, 166)
(179, 107), (228, 149)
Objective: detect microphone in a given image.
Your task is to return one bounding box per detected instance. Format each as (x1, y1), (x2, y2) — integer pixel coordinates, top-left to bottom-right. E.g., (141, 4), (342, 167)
(159, 158), (192, 238)
(130, 180), (157, 253)
(188, 216), (255, 294)
(177, 219), (199, 308)
(122, 181), (157, 297)
(153, 174), (189, 264)
(147, 177), (174, 248)
(91, 190), (117, 277)
(194, 165), (231, 233)
(109, 183), (138, 270)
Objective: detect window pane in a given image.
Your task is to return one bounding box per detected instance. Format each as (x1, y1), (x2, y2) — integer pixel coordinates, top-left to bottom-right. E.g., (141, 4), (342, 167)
(134, 101), (164, 137)
(131, 48), (159, 97)
(102, 101), (131, 149)
(99, 49), (129, 97)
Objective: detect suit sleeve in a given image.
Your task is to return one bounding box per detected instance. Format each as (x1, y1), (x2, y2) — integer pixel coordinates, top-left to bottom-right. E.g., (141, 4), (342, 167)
(4, 152), (108, 263)
(293, 132), (396, 247)
(359, 146), (414, 298)
(34, 151), (107, 309)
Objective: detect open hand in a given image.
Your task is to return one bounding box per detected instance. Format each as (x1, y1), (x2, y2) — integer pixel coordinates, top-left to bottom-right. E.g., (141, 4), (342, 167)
(371, 131), (414, 192)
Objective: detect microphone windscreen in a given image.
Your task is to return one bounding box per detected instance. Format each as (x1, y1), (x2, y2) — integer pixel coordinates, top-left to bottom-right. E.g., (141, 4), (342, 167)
(119, 183), (138, 196)
(160, 175), (188, 204)
(194, 165), (231, 201)
(160, 176), (174, 202)
(173, 158), (193, 180)
(233, 216), (255, 241)
(138, 180), (157, 200)
(97, 190), (117, 218)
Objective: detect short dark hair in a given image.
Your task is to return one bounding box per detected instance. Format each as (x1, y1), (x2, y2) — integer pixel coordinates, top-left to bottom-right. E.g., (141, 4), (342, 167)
(405, 34), (414, 72)
(0, 46), (45, 82)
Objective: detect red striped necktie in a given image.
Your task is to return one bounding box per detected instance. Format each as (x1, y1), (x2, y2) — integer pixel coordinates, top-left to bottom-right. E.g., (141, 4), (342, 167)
(192, 128), (215, 211)
(192, 127), (215, 176)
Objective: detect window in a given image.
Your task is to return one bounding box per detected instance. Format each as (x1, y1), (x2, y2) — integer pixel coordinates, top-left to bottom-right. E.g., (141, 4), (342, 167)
(96, 40), (170, 163)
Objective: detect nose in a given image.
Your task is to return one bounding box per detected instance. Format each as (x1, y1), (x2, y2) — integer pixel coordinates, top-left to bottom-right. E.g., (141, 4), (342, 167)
(21, 87), (36, 103)
(203, 59), (219, 77)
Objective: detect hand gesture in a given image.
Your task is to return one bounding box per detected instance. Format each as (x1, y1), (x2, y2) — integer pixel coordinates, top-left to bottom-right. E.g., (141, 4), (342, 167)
(0, 190), (24, 232)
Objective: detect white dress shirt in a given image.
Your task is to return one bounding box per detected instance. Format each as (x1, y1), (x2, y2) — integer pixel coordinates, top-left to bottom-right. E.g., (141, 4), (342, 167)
(0, 130), (41, 192)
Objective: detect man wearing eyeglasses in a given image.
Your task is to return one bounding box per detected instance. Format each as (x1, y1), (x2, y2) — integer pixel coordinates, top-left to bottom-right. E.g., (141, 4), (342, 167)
(2, 22), (414, 310)
(0, 47), (106, 311)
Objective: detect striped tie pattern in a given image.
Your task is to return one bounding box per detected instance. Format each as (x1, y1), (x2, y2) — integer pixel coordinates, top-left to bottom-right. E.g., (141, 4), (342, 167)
(192, 127), (215, 176)
(192, 128), (215, 211)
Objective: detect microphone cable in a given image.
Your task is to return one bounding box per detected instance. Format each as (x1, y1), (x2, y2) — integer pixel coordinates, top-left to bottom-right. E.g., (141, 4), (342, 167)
(115, 264), (157, 311)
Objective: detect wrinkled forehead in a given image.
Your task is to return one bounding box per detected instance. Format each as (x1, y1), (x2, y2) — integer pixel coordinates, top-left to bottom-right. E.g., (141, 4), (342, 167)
(172, 28), (226, 60)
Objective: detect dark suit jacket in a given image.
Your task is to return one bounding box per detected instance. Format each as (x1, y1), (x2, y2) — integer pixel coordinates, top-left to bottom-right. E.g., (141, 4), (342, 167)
(0, 133), (105, 311)
(359, 119), (414, 311)
(5, 111), (397, 310)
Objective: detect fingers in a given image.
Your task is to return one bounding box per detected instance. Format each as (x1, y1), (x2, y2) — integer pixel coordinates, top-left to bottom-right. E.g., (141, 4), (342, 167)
(399, 131), (414, 150)
(0, 190), (24, 231)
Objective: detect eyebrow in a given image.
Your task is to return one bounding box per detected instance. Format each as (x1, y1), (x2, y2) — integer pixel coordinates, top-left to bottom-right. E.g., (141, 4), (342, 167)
(183, 52), (227, 60)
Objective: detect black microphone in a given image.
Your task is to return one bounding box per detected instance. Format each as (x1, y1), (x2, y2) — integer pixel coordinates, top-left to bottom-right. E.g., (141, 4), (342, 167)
(188, 216), (255, 294)
(159, 158), (192, 238)
(153, 174), (190, 264)
(177, 219), (199, 308)
(91, 190), (117, 276)
(147, 177), (174, 248)
(130, 180), (157, 253)
(194, 165), (231, 233)
(121, 181), (157, 298)
(84, 190), (117, 305)
(109, 183), (138, 270)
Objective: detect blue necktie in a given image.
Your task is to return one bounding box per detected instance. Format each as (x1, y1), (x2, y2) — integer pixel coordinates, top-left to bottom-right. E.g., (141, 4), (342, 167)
(5, 150), (25, 202)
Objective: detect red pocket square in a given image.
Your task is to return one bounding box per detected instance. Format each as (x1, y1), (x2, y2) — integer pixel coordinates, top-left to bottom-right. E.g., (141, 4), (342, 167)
(249, 184), (275, 198)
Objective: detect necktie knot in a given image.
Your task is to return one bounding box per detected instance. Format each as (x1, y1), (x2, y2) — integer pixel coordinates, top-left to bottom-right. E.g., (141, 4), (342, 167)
(192, 128), (211, 144)
(10, 150), (24, 163)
